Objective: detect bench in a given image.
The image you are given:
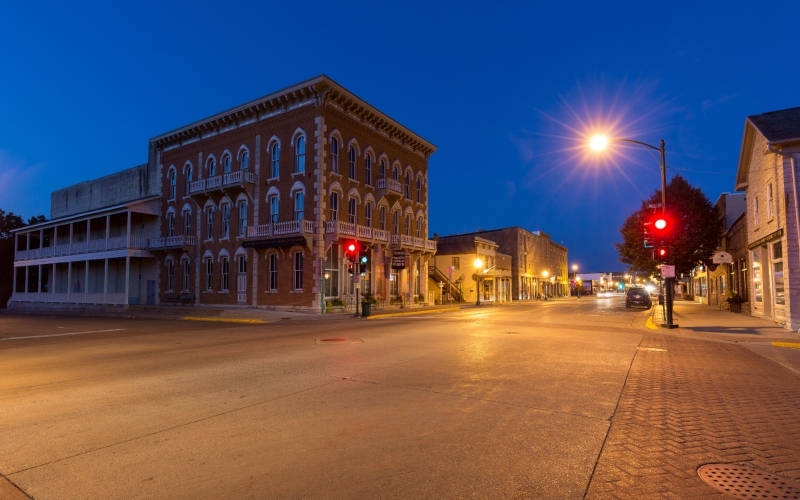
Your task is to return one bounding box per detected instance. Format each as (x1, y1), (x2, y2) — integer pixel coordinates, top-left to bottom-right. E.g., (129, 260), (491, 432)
(179, 293), (195, 305)
(162, 293), (180, 305)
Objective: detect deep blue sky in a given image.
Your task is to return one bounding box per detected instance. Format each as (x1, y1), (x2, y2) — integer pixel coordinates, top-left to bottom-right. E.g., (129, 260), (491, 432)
(3, 1), (799, 271)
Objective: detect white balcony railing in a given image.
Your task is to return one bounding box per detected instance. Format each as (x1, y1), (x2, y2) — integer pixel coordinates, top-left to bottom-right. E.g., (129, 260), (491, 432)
(247, 224), (271, 238)
(10, 292), (126, 305)
(188, 179), (206, 194)
(206, 175), (222, 189)
(374, 229), (389, 242)
(377, 178), (403, 194)
(223, 171), (242, 186)
(148, 237), (165, 249)
(246, 220), (314, 238)
(357, 226), (372, 239)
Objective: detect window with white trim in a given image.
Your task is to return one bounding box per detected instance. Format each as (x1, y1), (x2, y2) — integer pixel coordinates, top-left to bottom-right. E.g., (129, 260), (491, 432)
(393, 210), (399, 235)
(269, 195), (279, 223)
(206, 208), (214, 240)
(348, 145), (356, 180)
(293, 251), (303, 290)
(365, 202), (372, 227)
(365, 155), (372, 186)
(767, 183), (774, 218)
(268, 253), (278, 291)
(295, 136), (305, 173)
(773, 242), (785, 306)
(330, 138), (339, 174)
(348, 197), (357, 224)
(405, 173), (411, 199)
(405, 214), (411, 236)
(240, 150), (249, 171)
(271, 143), (280, 178)
(238, 254), (246, 274)
(223, 154), (231, 174)
(416, 177), (422, 203)
(168, 169), (177, 200)
(416, 217), (422, 238)
(754, 197), (760, 228)
(295, 191), (305, 220)
(183, 210), (191, 236)
(166, 260), (174, 292)
(239, 202), (248, 237)
(330, 192), (339, 221)
(380, 207), (386, 231)
(167, 213), (175, 237)
(221, 204), (230, 238)
(183, 260), (191, 292)
(205, 258), (213, 290)
(185, 166), (193, 194)
(221, 257), (229, 291)
(380, 160), (386, 180)
(392, 165), (399, 181)
(207, 157), (216, 176)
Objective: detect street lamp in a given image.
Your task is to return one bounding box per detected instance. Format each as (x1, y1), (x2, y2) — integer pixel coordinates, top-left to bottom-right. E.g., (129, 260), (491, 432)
(542, 270), (549, 300)
(474, 258), (483, 306)
(589, 135), (677, 328)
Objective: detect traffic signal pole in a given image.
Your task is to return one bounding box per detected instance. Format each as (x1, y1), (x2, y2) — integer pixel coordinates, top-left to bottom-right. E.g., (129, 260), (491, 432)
(658, 139), (678, 329)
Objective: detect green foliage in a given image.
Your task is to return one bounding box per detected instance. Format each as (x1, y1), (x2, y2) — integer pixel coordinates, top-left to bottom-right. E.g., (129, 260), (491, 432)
(726, 291), (744, 304)
(615, 175), (724, 275)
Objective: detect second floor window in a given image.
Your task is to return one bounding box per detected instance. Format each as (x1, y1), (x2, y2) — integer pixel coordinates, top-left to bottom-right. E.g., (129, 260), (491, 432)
(417, 178), (422, 203)
(416, 217), (422, 238)
(452, 257), (460, 270)
(405, 214), (411, 236)
(380, 207), (386, 231)
(330, 138), (339, 174)
(183, 210), (191, 235)
(365, 202), (372, 227)
(270, 195), (279, 223)
(167, 213), (175, 237)
(380, 160), (386, 180)
(207, 157), (216, 177)
(239, 202), (248, 237)
(295, 191), (305, 220)
(405, 173), (411, 199)
(768, 183), (774, 217)
(169, 170), (176, 200)
(206, 208), (214, 240)
(295, 136), (305, 173)
(348, 146), (356, 180)
(348, 197), (357, 224)
(365, 155), (372, 186)
(330, 192), (339, 221)
(223, 154), (231, 174)
(221, 204), (231, 238)
(240, 150), (249, 170)
(185, 166), (193, 193)
(271, 143), (280, 178)
(393, 210), (399, 235)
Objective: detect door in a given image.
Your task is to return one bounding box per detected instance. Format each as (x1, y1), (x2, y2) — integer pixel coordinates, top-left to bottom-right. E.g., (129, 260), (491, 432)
(237, 255), (247, 304)
(146, 280), (156, 305)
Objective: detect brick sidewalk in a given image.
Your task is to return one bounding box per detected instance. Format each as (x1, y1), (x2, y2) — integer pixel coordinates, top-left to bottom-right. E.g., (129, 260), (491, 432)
(586, 331), (800, 498)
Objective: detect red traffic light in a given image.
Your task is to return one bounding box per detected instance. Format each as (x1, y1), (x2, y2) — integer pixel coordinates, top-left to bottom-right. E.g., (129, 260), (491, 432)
(347, 243), (356, 253)
(654, 218), (667, 230)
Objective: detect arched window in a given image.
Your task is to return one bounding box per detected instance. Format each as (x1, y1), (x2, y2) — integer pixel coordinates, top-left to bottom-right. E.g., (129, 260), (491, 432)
(392, 210), (399, 235)
(416, 177), (422, 203)
(348, 197), (357, 224)
(221, 203), (231, 238)
(404, 172), (411, 199)
(240, 150), (249, 171)
(185, 166), (193, 194)
(380, 207), (387, 231)
(183, 260), (191, 292)
(295, 191), (305, 220)
(166, 259), (175, 292)
(168, 168), (177, 200)
(365, 202), (373, 227)
(206, 207), (214, 240)
(238, 201), (248, 237)
(271, 143), (280, 178)
(205, 257), (213, 290)
(405, 214), (411, 236)
(392, 165), (399, 181)
(365, 155), (372, 186)
(221, 256), (229, 291)
(348, 146), (356, 180)
(182, 209), (191, 235)
(295, 136), (306, 173)
(380, 160), (386, 180)
(329, 192), (339, 220)
(416, 217), (422, 238)
(222, 154), (231, 174)
(268, 253), (278, 291)
(293, 251), (303, 290)
(269, 194), (279, 223)
(167, 212), (175, 237)
(330, 138), (339, 174)
(207, 157), (216, 177)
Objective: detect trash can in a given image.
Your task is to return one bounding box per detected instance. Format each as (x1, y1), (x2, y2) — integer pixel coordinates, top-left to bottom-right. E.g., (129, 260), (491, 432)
(361, 301), (371, 317)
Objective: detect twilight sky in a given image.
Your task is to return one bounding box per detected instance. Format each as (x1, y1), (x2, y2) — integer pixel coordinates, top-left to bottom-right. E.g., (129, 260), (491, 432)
(2, 1), (799, 271)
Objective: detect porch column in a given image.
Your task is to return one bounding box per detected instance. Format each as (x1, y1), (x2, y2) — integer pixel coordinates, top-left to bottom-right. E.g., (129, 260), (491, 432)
(104, 258), (109, 296)
(126, 211), (132, 246)
(124, 255), (131, 307)
(52, 263), (57, 296)
(69, 223), (73, 253)
(37, 264), (42, 296)
(24, 266), (29, 293)
(106, 215), (110, 240)
(86, 219), (91, 248)
(67, 262), (72, 298)
(84, 260), (89, 302)
(26, 232), (30, 256)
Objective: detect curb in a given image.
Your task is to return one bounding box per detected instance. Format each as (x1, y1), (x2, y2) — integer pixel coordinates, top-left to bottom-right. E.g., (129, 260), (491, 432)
(183, 316), (267, 324)
(366, 307), (461, 320)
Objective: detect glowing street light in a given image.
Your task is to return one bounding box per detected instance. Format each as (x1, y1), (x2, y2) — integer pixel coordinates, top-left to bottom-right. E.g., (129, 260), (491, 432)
(474, 258), (484, 306)
(588, 133), (677, 329)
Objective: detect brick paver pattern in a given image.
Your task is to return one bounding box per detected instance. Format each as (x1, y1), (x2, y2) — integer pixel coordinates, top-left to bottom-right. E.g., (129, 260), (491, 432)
(586, 333), (800, 499)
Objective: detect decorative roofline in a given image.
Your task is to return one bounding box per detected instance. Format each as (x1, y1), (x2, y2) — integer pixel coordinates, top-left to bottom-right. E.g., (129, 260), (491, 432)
(150, 75), (436, 159)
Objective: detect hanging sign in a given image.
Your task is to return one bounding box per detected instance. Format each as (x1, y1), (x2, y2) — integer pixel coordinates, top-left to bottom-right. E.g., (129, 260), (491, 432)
(712, 251), (733, 264)
(391, 249), (408, 269)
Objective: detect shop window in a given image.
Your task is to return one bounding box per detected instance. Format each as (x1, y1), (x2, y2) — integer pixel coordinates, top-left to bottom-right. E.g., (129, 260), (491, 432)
(773, 242), (784, 306)
(268, 253), (278, 291)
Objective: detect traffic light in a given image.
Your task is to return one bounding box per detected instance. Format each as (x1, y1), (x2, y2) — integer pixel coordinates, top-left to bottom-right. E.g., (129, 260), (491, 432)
(344, 241), (358, 260)
(360, 254), (368, 274)
(656, 247), (668, 261)
(643, 219), (654, 248)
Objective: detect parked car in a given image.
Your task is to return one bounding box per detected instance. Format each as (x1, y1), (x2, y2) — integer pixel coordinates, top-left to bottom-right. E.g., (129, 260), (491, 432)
(625, 287), (652, 309)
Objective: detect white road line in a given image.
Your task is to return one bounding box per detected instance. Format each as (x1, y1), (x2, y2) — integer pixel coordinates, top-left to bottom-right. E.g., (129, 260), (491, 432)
(0, 329), (126, 341)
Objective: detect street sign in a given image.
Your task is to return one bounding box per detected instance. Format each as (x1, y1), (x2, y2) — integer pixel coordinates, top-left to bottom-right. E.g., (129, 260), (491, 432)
(712, 251), (733, 264)
(391, 250), (408, 269)
(354, 275), (360, 284)
(661, 265), (676, 278)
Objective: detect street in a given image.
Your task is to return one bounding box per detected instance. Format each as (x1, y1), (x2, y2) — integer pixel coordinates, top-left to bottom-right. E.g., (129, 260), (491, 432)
(1, 298), (800, 499)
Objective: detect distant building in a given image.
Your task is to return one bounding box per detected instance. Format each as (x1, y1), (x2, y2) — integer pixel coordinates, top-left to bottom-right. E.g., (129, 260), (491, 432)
(10, 76), (437, 313)
(431, 227), (568, 300)
(431, 235), (512, 304)
(735, 106), (800, 329)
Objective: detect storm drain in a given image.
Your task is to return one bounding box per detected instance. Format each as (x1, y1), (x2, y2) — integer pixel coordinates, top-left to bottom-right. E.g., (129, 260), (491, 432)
(697, 464), (800, 499)
(315, 338), (364, 344)
(503, 332), (520, 335)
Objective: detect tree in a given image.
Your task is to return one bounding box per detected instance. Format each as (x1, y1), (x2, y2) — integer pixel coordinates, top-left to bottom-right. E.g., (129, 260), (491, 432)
(615, 175), (724, 276)
(0, 210), (47, 307)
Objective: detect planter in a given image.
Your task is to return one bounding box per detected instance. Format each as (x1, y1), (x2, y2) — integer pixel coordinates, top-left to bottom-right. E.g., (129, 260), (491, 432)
(729, 302), (742, 313)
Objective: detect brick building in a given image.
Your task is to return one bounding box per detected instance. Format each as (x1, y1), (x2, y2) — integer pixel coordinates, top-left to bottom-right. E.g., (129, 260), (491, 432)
(10, 76), (437, 313)
(430, 235), (512, 304)
(735, 106), (800, 329)
(430, 227), (568, 300)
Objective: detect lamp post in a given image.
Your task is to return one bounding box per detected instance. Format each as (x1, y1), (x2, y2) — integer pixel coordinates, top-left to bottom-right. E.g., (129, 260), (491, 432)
(572, 264), (580, 297)
(589, 135), (677, 328)
(474, 258), (483, 306)
(542, 270), (549, 299)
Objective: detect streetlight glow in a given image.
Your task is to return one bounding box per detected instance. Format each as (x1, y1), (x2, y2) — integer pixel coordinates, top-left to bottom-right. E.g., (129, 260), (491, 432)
(589, 135), (609, 151)
(474, 258), (483, 269)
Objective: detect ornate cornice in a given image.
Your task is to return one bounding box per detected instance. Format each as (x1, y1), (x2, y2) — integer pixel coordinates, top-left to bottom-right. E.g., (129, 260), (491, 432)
(150, 76), (436, 159)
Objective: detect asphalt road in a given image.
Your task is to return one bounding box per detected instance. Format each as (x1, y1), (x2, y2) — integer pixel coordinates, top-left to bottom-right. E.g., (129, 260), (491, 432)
(0, 296), (767, 498)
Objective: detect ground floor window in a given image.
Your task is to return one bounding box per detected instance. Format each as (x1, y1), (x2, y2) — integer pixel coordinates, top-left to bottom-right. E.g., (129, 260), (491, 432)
(268, 253), (278, 291)
(221, 257), (229, 292)
(166, 260), (174, 292)
(390, 271), (399, 297)
(205, 258), (213, 291)
(773, 242), (784, 306)
(293, 251), (303, 290)
(324, 245), (339, 297)
(183, 260), (190, 292)
(752, 249), (762, 303)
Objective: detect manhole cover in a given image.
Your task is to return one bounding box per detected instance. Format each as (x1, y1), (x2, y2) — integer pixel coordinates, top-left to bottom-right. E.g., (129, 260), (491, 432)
(698, 464), (800, 499)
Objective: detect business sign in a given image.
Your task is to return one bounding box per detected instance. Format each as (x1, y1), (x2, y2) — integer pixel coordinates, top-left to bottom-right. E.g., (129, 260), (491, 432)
(712, 251), (733, 264)
(661, 265), (676, 278)
(391, 249), (408, 269)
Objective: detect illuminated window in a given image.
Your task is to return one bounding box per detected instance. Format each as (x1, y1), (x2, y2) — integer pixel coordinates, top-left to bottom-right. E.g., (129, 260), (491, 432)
(295, 136), (305, 173)
(330, 138), (339, 174)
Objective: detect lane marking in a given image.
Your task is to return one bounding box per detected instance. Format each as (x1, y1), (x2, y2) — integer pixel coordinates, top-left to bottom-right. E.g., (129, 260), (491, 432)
(645, 316), (658, 330)
(1, 329), (126, 341)
(771, 342), (800, 349)
(183, 317), (266, 324)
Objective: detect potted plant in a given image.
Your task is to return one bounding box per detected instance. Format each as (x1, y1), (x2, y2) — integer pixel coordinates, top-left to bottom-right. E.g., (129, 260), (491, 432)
(726, 291), (744, 313)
